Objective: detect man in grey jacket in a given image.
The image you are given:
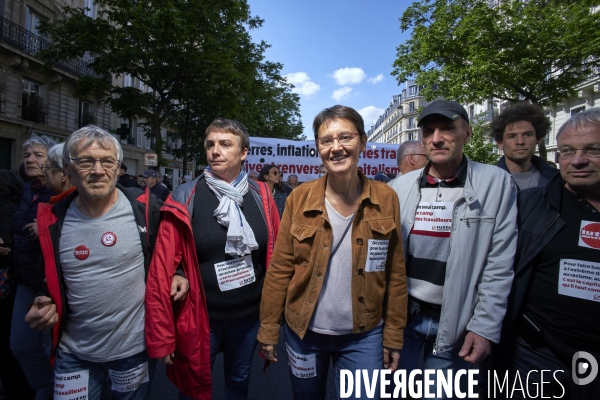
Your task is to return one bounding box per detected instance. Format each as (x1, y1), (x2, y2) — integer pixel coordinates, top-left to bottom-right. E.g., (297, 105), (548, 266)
(389, 100), (518, 397)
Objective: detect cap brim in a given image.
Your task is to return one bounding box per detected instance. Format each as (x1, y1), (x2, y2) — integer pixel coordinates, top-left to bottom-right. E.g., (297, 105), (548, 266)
(417, 110), (462, 126)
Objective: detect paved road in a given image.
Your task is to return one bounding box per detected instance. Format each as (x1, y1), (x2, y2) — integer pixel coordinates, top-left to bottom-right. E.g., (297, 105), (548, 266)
(149, 329), (337, 399)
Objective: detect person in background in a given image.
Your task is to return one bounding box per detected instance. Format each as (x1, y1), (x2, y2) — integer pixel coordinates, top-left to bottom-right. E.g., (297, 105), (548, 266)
(118, 163), (140, 188)
(373, 172), (391, 183)
(42, 143), (76, 202)
(286, 174), (299, 190)
(388, 141), (428, 187)
(0, 170), (35, 400)
(10, 136), (56, 400)
(258, 105), (407, 399)
(493, 108), (600, 398)
(318, 163), (327, 178)
(140, 169), (169, 201)
(492, 102), (558, 190)
(258, 164), (288, 218)
(145, 118), (280, 400)
(248, 170), (259, 181)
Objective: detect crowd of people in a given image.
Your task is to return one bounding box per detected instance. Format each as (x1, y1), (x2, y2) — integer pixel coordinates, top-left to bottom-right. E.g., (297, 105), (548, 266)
(0, 100), (598, 400)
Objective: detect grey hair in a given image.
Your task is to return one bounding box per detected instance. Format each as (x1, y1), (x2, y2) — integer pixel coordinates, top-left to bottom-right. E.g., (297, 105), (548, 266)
(397, 140), (422, 160)
(556, 108), (600, 140)
(47, 143), (65, 168)
(23, 135), (56, 152)
(63, 125), (123, 166)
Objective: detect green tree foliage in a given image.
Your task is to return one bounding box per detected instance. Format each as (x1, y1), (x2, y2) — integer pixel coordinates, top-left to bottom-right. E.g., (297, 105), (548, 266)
(40, 0), (302, 165)
(392, 0), (600, 158)
(463, 114), (499, 165)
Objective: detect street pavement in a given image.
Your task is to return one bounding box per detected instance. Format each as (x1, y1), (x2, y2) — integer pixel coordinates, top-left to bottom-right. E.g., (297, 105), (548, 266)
(149, 327), (337, 399)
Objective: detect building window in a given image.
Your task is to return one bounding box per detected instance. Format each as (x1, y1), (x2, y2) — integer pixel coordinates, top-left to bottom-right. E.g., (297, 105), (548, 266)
(84, 0), (97, 18)
(571, 106), (585, 116)
(469, 105), (475, 119)
(21, 79), (45, 123)
(139, 79), (145, 91)
(124, 74), (132, 87)
(408, 117), (415, 129)
(408, 132), (415, 141)
(79, 101), (95, 127)
(25, 7), (46, 38)
(409, 86), (417, 96)
(409, 102), (415, 113)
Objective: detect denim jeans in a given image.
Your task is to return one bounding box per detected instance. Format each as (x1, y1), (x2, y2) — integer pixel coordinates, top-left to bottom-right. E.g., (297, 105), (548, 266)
(180, 315), (260, 400)
(398, 312), (478, 399)
(284, 323), (384, 400)
(55, 348), (156, 400)
(10, 284), (54, 400)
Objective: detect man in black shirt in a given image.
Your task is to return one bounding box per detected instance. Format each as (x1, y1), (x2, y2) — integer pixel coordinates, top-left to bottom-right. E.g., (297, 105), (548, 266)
(140, 169), (169, 201)
(117, 163), (140, 188)
(494, 108), (600, 399)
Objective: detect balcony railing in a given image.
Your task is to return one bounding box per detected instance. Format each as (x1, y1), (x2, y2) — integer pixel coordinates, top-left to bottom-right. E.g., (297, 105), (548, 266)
(21, 106), (46, 123)
(0, 16), (100, 78)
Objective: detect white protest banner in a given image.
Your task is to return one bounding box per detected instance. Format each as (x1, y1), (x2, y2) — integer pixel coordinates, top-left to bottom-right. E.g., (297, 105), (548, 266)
(245, 137), (399, 182)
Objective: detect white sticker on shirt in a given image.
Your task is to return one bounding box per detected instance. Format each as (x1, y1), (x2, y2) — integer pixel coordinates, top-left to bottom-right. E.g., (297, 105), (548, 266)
(108, 362), (149, 393)
(54, 369), (89, 400)
(413, 202), (453, 237)
(286, 344), (316, 379)
(559, 259), (600, 302)
(215, 255), (255, 292)
(365, 239), (389, 272)
(579, 221), (600, 250)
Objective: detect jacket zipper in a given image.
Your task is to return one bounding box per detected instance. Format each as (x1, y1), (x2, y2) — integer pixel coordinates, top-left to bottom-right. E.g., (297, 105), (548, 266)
(433, 195), (465, 355)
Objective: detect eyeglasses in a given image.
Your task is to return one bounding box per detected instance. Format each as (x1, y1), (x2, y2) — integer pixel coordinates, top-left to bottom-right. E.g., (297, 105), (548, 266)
(557, 147), (600, 159)
(317, 132), (359, 148)
(70, 158), (120, 171)
(270, 170), (282, 176)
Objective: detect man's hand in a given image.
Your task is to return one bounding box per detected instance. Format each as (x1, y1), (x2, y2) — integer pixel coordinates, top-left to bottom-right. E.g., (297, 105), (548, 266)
(25, 296), (58, 330)
(458, 331), (491, 364)
(383, 347), (401, 372)
(161, 352), (175, 365)
(0, 238), (9, 256)
(24, 219), (39, 240)
(259, 343), (278, 362)
(170, 274), (189, 301)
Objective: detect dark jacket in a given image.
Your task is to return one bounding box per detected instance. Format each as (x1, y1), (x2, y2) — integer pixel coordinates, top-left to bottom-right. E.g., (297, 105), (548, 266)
(273, 186), (288, 218)
(11, 182), (55, 286)
(0, 195), (20, 298)
(497, 154), (558, 184)
(502, 173), (565, 337)
(150, 183), (170, 202)
(118, 174), (140, 188)
(37, 184), (163, 364)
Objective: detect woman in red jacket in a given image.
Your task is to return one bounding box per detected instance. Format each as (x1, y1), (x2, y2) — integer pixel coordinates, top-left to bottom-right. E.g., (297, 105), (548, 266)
(145, 118), (280, 400)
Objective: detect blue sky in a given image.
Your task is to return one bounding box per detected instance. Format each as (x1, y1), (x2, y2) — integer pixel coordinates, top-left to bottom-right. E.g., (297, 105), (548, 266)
(247, 0), (414, 138)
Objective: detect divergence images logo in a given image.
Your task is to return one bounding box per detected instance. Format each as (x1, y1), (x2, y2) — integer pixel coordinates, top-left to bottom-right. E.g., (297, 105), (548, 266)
(572, 351), (598, 386)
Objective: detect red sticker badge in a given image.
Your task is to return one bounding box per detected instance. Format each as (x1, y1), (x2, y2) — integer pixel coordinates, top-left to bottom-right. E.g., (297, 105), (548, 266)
(580, 222), (600, 250)
(101, 232), (117, 247)
(74, 245), (90, 260)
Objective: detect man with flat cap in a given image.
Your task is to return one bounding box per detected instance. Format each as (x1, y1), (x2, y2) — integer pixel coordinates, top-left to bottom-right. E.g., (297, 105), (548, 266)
(391, 100), (518, 396)
(140, 169), (169, 201)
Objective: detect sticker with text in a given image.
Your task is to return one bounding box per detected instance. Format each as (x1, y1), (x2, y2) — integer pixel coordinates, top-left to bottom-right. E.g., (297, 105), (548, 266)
(108, 362), (149, 393)
(286, 344), (317, 379)
(559, 259), (600, 301)
(54, 369), (89, 400)
(579, 221), (600, 250)
(365, 239), (389, 272)
(215, 255), (255, 292)
(413, 202), (453, 237)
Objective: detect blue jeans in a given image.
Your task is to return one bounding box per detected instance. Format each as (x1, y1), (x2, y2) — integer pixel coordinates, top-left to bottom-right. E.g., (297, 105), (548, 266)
(180, 315), (260, 400)
(55, 348), (156, 400)
(284, 323), (384, 400)
(398, 312), (478, 399)
(10, 284), (54, 400)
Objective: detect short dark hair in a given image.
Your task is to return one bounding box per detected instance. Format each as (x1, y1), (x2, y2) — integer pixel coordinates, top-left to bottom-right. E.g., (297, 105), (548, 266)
(491, 103), (550, 142)
(205, 118), (250, 151)
(312, 105), (366, 142)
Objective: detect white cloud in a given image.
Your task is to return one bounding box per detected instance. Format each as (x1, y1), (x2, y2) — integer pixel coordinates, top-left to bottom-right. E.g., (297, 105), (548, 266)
(331, 86), (353, 101)
(332, 67), (366, 85)
(285, 72), (320, 97)
(359, 105), (385, 127)
(368, 74), (384, 84)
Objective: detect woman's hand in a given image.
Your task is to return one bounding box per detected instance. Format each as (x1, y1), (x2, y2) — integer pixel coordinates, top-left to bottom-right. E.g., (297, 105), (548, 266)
(259, 342), (278, 362)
